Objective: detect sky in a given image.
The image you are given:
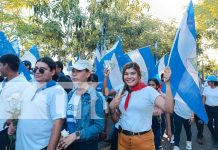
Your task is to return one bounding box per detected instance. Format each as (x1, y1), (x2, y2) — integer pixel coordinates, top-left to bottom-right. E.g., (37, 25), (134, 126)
(143, 0), (198, 23)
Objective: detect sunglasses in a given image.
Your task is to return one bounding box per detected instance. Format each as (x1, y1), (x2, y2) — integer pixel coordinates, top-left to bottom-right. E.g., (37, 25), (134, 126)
(148, 84), (156, 86)
(33, 67), (47, 74)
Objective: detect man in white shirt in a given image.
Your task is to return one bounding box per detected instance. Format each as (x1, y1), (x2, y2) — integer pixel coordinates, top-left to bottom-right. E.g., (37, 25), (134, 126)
(16, 57), (67, 150)
(0, 54), (30, 150)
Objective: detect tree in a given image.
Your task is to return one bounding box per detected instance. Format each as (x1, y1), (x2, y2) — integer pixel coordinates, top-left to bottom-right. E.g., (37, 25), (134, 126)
(195, 0), (218, 49)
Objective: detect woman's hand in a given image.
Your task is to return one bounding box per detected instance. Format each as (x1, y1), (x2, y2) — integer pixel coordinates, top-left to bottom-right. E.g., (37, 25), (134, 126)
(109, 93), (123, 110)
(163, 67), (172, 83)
(58, 133), (77, 149)
(104, 68), (110, 77)
(189, 117), (195, 124)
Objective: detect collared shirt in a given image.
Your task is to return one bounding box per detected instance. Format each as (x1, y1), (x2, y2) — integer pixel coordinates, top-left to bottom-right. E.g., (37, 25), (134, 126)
(66, 86), (104, 142)
(16, 80), (67, 150)
(0, 74), (30, 132)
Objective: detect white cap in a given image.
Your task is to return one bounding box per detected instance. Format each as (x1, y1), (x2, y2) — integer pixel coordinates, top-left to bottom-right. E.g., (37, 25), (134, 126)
(72, 59), (92, 72)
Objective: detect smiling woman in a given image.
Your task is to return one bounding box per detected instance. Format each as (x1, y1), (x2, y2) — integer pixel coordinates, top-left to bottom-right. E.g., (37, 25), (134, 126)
(109, 62), (174, 150)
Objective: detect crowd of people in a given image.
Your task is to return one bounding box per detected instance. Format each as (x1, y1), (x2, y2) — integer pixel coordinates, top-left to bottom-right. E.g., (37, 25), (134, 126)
(0, 53), (218, 150)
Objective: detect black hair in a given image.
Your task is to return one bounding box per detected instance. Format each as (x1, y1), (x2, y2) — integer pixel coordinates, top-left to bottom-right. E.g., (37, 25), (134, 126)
(87, 73), (98, 82)
(161, 73), (164, 82)
(55, 61), (63, 71)
(0, 54), (19, 72)
(36, 57), (56, 71)
(22, 60), (32, 69)
(148, 78), (160, 87)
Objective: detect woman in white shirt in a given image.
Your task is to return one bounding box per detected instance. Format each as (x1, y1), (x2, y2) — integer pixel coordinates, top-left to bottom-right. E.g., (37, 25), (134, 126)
(202, 75), (218, 148)
(109, 62), (173, 150)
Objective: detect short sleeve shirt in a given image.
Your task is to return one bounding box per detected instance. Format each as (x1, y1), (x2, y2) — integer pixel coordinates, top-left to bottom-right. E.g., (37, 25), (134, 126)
(119, 86), (160, 132)
(203, 86), (218, 106)
(16, 83), (67, 150)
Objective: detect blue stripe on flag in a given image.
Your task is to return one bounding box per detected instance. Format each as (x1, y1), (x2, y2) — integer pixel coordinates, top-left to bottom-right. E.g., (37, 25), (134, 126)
(29, 45), (40, 60)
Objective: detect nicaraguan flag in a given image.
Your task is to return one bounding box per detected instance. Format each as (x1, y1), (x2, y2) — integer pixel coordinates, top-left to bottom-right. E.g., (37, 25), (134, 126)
(168, 1), (208, 123)
(118, 46), (156, 84)
(107, 46), (156, 89)
(156, 53), (169, 76)
(96, 38), (124, 89)
(0, 31), (31, 80)
(21, 45), (40, 67)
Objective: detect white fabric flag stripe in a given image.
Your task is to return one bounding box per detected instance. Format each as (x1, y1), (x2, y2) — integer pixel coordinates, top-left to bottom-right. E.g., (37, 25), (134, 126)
(127, 49), (149, 83)
(158, 55), (166, 75)
(105, 54), (123, 89)
(178, 11), (199, 88)
(21, 51), (37, 67)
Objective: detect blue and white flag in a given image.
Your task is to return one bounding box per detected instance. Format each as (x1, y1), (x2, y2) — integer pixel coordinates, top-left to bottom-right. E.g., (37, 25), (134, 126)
(96, 38), (124, 89)
(21, 45), (40, 67)
(105, 46), (156, 89)
(0, 31), (31, 81)
(119, 46), (156, 84)
(11, 39), (20, 57)
(95, 42), (102, 63)
(168, 1), (208, 123)
(156, 53), (169, 76)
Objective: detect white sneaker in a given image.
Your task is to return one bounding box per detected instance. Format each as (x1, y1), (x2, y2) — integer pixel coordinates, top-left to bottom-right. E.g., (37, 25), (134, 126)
(170, 135), (175, 144)
(173, 146), (180, 150)
(186, 141), (192, 150)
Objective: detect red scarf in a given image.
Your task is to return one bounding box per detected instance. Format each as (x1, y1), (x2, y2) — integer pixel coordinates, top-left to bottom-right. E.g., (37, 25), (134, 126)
(124, 82), (147, 110)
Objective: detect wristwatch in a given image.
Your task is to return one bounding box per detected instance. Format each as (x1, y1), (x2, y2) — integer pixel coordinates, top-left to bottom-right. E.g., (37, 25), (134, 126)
(75, 131), (80, 138)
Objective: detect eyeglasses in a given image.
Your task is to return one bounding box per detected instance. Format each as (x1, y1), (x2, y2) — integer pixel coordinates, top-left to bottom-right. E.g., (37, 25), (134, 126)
(33, 67), (47, 74)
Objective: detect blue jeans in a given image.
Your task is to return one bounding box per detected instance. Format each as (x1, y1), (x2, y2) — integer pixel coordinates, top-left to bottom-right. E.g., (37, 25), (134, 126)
(173, 112), (192, 147)
(152, 114), (166, 150)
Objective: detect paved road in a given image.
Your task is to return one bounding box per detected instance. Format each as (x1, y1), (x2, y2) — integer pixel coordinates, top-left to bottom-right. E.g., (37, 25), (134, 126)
(99, 117), (217, 150)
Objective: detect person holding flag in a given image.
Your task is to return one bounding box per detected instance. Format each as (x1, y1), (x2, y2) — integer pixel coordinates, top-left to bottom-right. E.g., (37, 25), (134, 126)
(109, 62), (173, 150)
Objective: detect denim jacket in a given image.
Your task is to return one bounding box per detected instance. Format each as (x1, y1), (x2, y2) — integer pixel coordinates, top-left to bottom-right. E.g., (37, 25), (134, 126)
(66, 86), (104, 142)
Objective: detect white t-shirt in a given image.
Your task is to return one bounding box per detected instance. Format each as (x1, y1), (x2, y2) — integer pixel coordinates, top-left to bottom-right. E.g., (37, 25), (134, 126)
(118, 86), (160, 132)
(174, 93), (192, 119)
(0, 75), (30, 132)
(203, 86), (218, 106)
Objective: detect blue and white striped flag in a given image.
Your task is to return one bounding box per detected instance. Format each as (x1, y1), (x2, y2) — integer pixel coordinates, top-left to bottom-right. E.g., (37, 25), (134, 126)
(106, 46), (156, 89)
(21, 45), (40, 67)
(156, 53), (169, 76)
(168, 1), (208, 123)
(118, 46), (156, 84)
(0, 31), (31, 81)
(96, 38), (124, 89)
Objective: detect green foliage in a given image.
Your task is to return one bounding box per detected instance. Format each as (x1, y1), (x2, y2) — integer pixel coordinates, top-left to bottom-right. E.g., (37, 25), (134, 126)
(0, 0), (176, 62)
(195, 0), (218, 49)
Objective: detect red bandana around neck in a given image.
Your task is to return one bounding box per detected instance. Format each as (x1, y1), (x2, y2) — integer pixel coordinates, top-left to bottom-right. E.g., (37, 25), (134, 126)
(124, 82), (147, 110)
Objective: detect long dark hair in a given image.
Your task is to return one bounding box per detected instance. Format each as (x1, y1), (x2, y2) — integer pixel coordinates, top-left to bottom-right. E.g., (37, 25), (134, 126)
(121, 62), (142, 94)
